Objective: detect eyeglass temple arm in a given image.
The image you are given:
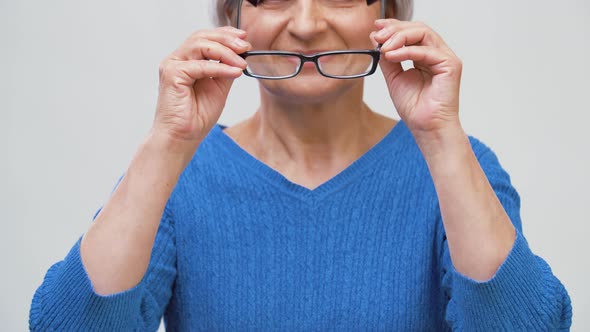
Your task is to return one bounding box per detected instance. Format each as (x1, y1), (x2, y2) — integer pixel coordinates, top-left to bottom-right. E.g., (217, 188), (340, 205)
(237, 0), (387, 30)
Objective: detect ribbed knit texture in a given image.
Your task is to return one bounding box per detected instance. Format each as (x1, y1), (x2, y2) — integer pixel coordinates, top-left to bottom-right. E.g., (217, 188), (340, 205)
(30, 121), (572, 331)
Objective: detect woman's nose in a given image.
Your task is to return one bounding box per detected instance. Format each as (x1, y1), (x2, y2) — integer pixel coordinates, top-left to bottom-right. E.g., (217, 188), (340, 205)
(286, 0), (328, 42)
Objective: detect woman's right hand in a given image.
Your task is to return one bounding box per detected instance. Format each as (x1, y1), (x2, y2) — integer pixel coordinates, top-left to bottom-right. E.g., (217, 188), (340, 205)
(77, 28), (251, 297)
(152, 26), (251, 149)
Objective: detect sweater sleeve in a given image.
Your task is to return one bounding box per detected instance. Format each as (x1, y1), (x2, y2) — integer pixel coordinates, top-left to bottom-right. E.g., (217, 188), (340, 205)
(29, 174), (177, 332)
(440, 141), (572, 331)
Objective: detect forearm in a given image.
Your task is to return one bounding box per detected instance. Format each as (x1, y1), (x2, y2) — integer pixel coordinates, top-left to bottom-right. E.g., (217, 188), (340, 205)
(80, 131), (196, 295)
(413, 121), (516, 282)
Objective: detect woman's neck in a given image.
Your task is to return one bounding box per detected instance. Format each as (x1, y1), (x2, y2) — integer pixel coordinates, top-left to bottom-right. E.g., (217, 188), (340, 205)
(224, 80), (396, 189)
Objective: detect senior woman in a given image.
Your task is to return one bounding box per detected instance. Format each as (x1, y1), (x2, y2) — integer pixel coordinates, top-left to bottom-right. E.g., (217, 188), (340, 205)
(30, 0), (571, 330)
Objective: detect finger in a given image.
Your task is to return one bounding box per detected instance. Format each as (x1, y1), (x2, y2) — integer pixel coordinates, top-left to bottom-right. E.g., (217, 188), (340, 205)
(209, 26), (248, 39)
(209, 77), (235, 98)
(160, 59), (243, 88)
(378, 55), (405, 85)
(219, 25), (247, 35)
(180, 38), (248, 69)
(384, 46), (459, 76)
(375, 18), (400, 29)
(180, 60), (244, 81)
(374, 21), (444, 49)
(375, 19), (432, 32)
(173, 28), (251, 61)
(380, 27), (436, 53)
(373, 19), (410, 44)
(192, 27), (250, 52)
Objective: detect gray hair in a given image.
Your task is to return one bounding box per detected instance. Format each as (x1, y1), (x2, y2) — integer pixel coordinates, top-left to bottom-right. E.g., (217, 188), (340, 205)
(210, 0), (414, 27)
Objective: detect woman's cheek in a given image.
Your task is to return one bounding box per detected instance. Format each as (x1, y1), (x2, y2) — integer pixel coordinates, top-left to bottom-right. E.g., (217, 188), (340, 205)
(245, 21), (286, 50)
(333, 19), (376, 48)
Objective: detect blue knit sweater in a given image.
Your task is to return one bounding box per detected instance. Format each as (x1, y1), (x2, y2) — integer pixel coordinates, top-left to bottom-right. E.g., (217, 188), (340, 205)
(30, 121), (572, 331)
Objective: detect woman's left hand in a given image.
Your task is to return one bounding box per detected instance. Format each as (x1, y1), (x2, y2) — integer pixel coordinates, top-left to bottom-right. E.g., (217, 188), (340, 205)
(371, 19), (463, 136)
(372, 21), (519, 285)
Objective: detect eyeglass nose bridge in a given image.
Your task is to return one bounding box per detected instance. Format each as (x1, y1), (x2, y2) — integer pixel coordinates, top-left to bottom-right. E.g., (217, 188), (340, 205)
(287, 53), (323, 78)
(299, 54), (326, 78)
(300, 53), (322, 63)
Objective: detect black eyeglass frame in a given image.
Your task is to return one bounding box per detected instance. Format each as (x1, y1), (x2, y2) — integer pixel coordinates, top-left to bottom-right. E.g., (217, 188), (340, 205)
(235, 0), (386, 80)
(239, 50), (381, 80)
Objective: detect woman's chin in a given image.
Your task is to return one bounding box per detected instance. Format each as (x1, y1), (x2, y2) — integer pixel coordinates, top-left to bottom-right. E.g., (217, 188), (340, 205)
(260, 73), (360, 104)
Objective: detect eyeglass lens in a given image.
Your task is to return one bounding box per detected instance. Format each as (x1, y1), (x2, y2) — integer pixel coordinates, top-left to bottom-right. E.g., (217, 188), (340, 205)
(244, 53), (375, 78)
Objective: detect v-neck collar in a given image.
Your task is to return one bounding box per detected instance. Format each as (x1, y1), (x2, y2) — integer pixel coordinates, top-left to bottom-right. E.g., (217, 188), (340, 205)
(209, 120), (410, 203)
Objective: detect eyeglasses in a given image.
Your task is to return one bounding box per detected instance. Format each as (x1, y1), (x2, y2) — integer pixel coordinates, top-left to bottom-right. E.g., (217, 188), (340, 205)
(236, 0), (385, 80)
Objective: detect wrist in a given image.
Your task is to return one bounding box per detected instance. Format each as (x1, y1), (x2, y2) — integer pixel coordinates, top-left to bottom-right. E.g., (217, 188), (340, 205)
(141, 129), (200, 173)
(412, 120), (466, 155)
(410, 120), (476, 181)
(147, 128), (201, 155)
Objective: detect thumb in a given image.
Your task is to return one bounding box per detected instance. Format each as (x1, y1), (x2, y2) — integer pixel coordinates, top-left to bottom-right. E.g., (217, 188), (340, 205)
(215, 77), (236, 98)
(379, 56), (404, 86)
(199, 76), (237, 104)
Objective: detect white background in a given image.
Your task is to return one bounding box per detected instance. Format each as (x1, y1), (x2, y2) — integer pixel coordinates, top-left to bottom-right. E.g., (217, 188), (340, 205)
(1, 0), (588, 330)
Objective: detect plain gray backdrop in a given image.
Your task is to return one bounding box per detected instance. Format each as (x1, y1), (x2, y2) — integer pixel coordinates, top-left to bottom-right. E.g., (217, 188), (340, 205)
(2, 0), (588, 330)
